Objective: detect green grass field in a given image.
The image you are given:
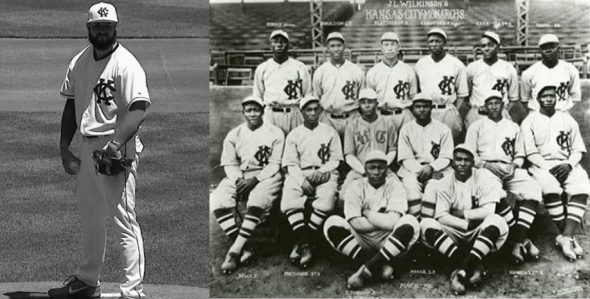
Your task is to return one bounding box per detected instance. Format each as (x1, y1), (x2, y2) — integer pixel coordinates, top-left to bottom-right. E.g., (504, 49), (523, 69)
(0, 112), (208, 287)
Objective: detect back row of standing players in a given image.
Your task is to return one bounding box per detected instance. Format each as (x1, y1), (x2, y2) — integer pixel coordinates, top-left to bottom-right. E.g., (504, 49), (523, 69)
(211, 27), (587, 294)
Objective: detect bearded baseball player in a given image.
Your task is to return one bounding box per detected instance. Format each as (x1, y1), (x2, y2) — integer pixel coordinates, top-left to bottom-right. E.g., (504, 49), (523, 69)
(211, 95), (284, 274)
(281, 95), (343, 268)
(313, 32), (364, 137)
(521, 34), (581, 112)
(253, 30), (312, 135)
(341, 88), (398, 201)
(51, 3), (150, 298)
(414, 28), (469, 144)
(397, 93), (454, 218)
(420, 145), (509, 295)
(323, 150), (419, 290)
(464, 90), (543, 264)
(366, 32), (417, 131)
(520, 83), (589, 261)
(465, 31), (520, 128)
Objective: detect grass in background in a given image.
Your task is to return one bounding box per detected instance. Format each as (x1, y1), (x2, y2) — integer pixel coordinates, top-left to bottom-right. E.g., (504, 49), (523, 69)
(0, 112), (208, 287)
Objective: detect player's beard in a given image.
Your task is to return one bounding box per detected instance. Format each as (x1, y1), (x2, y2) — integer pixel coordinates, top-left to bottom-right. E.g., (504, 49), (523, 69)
(89, 30), (117, 51)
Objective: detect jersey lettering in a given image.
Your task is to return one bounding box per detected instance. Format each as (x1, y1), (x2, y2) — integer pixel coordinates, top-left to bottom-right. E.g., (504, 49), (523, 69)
(438, 76), (455, 95)
(430, 141), (440, 159)
(556, 131), (572, 154)
(492, 79), (507, 96)
(341, 81), (358, 100)
(355, 130), (369, 145)
(318, 142), (331, 164)
(393, 80), (410, 99)
(376, 131), (386, 143)
(556, 81), (569, 102)
(254, 145), (272, 166)
(94, 78), (116, 106)
(501, 137), (516, 159)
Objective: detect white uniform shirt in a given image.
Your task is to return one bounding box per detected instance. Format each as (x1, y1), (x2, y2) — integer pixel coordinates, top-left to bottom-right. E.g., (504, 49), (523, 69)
(465, 118), (524, 166)
(344, 115), (397, 164)
(220, 122), (285, 172)
(466, 59), (519, 107)
(344, 177), (407, 221)
(398, 119), (454, 172)
(414, 54), (469, 105)
(366, 61), (417, 109)
(313, 60), (365, 113)
(253, 57), (312, 107)
(521, 60), (581, 111)
(282, 123), (343, 169)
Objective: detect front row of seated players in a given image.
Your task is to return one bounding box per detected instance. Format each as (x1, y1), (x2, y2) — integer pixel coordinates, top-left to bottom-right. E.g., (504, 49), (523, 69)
(211, 82), (588, 293)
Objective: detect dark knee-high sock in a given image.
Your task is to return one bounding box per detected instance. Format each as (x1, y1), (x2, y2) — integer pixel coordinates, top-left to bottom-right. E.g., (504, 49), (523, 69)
(365, 224), (414, 274)
(230, 206), (264, 253)
(544, 193), (566, 232)
(564, 194), (588, 236)
(512, 200), (539, 243)
(214, 208), (239, 241)
(462, 226), (500, 272)
(325, 225), (371, 261)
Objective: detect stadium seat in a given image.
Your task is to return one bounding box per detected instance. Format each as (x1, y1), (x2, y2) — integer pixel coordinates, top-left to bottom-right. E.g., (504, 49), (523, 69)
(225, 67), (253, 86)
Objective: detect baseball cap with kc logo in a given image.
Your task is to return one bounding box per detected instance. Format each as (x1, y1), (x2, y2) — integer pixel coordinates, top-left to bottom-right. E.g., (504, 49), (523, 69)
(88, 2), (118, 23)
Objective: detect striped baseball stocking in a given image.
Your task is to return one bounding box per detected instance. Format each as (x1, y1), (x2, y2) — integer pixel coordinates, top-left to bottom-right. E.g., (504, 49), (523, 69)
(564, 194), (588, 236)
(543, 193), (566, 232)
(229, 206), (264, 254)
(365, 224), (414, 275)
(214, 208), (239, 241)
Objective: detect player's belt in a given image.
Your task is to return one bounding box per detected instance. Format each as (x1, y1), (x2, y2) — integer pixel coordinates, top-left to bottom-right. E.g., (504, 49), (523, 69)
(432, 104), (447, 109)
(329, 112), (351, 119)
(271, 107), (292, 113)
(379, 107), (403, 115)
(83, 135), (101, 139)
(301, 166), (321, 170)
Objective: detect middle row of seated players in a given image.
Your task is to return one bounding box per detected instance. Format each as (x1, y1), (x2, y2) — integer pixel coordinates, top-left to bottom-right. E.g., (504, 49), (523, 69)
(211, 83), (589, 294)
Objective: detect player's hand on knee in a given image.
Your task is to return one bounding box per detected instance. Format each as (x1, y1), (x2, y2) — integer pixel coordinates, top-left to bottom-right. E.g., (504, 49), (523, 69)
(236, 178), (247, 194)
(451, 208), (465, 219)
(318, 171), (331, 185)
(550, 163), (572, 183)
(242, 177), (260, 194)
(302, 179), (315, 196)
(61, 150), (81, 175)
(417, 165), (434, 182)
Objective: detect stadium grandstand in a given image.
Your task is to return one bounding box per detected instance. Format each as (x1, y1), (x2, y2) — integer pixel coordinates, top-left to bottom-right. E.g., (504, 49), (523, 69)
(210, 0), (590, 85)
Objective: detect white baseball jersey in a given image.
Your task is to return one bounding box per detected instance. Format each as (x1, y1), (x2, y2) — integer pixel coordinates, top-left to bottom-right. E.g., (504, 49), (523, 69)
(60, 44), (150, 155)
(313, 60), (364, 113)
(434, 168), (502, 220)
(521, 60), (581, 111)
(366, 61), (417, 109)
(344, 177), (407, 221)
(414, 54), (469, 105)
(398, 119), (454, 172)
(343, 115), (397, 164)
(520, 111), (586, 161)
(220, 122), (285, 172)
(282, 123), (343, 169)
(466, 58), (519, 107)
(253, 57), (312, 107)
(464, 118), (524, 165)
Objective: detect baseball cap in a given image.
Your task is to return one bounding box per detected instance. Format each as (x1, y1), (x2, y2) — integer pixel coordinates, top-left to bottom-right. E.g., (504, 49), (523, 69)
(88, 2), (118, 23)
(380, 32), (400, 43)
(483, 90), (503, 102)
(241, 95), (264, 108)
(482, 31), (501, 45)
(427, 28), (447, 40)
(538, 34), (559, 47)
(326, 32), (345, 43)
(269, 30), (289, 41)
(412, 92), (433, 103)
(299, 95), (320, 109)
(453, 144), (475, 159)
(534, 83), (558, 100)
(365, 150), (388, 164)
(358, 88), (378, 100)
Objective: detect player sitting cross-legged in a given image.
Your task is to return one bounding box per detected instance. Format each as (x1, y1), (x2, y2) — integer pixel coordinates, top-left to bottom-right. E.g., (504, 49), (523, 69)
(465, 90), (543, 264)
(323, 150), (419, 290)
(211, 95), (285, 274)
(420, 145), (509, 295)
(281, 95), (343, 269)
(520, 83), (589, 262)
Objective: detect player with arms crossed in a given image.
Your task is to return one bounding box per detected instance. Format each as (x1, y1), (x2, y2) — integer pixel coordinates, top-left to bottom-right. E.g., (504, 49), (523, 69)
(397, 93), (454, 218)
(414, 28), (469, 144)
(51, 3), (150, 298)
(341, 89), (397, 200)
(464, 90), (543, 264)
(366, 32), (417, 131)
(253, 30), (311, 135)
(323, 150), (419, 290)
(521, 34), (581, 112)
(465, 31), (520, 128)
(420, 145), (509, 295)
(313, 32), (364, 137)
(211, 96), (284, 274)
(520, 83), (589, 261)
(281, 95), (343, 268)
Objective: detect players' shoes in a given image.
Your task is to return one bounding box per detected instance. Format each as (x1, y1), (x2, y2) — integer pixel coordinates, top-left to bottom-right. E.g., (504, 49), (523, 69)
(510, 243), (525, 265)
(450, 269), (466, 295)
(240, 245), (255, 265)
(48, 275), (100, 298)
(468, 264), (487, 287)
(571, 237), (585, 258)
(289, 244), (300, 265)
(380, 264), (395, 281)
(523, 238), (540, 260)
(347, 265), (373, 290)
(555, 234), (577, 262)
(221, 251), (240, 274)
(299, 244), (313, 269)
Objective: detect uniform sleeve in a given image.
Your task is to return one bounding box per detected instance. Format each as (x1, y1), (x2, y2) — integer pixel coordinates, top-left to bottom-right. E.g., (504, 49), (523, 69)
(520, 69), (532, 103)
(329, 129), (344, 162)
(356, 66), (366, 91)
(465, 63), (474, 99)
(434, 185), (452, 220)
(507, 64), (520, 102)
(282, 132), (300, 167)
(344, 181), (364, 221)
(120, 63), (150, 107)
(60, 58), (77, 98)
(431, 126), (453, 171)
(408, 67), (418, 101)
(253, 64), (264, 98)
(312, 66), (324, 98)
(476, 170), (502, 206)
(220, 129), (239, 167)
(343, 121), (356, 156)
(300, 64), (312, 97)
(455, 62), (469, 98)
(387, 120), (398, 158)
(386, 178), (408, 215)
(514, 128), (526, 159)
(568, 116), (586, 153)
(464, 123), (483, 167)
(268, 128), (285, 165)
(569, 64), (582, 102)
(365, 68), (376, 90)
(520, 118), (540, 156)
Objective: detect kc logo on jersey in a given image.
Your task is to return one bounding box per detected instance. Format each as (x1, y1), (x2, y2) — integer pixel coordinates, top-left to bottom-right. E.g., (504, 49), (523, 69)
(376, 131), (386, 144)
(556, 81), (569, 102)
(438, 76), (455, 95)
(393, 80), (410, 99)
(355, 130), (369, 145)
(556, 131), (572, 154)
(430, 141), (440, 159)
(284, 79), (303, 100)
(492, 79), (508, 96)
(94, 78), (117, 120)
(98, 7), (109, 17)
(254, 145), (272, 166)
(318, 142), (331, 164)
(501, 137), (516, 159)
(341, 81), (359, 100)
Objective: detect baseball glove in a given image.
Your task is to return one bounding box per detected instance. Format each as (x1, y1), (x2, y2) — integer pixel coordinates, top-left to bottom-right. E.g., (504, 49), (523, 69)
(92, 149), (133, 176)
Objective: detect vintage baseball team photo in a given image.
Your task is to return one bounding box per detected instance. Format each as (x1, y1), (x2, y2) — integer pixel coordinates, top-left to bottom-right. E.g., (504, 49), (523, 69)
(209, 0), (590, 297)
